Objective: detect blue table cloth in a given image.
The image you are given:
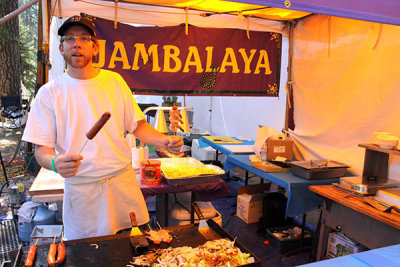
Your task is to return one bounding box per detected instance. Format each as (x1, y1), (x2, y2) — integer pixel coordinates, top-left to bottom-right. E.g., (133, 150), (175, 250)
(223, 154), (340, 217)
(298, 244), (400, 267)
(198, 136), (255, 156)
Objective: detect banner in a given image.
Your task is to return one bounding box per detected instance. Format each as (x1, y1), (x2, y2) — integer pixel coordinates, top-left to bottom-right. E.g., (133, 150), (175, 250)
(93, 17), (282, 96)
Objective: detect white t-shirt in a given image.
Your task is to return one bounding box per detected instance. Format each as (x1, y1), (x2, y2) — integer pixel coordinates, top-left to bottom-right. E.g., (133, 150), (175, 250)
(23, 69), (145, 181)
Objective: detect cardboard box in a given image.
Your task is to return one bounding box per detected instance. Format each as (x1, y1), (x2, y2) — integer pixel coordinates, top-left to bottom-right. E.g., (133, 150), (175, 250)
(327, 232), (367, 258)
(267, 138), (294, 161)
(236, 184), (270, 224)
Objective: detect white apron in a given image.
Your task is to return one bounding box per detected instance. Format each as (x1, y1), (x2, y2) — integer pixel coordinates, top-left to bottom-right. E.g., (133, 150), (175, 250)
(63, 166), (149, 240)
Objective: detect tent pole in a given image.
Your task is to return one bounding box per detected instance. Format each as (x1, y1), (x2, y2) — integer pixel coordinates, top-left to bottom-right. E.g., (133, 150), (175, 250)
(284, 21), (295, 132)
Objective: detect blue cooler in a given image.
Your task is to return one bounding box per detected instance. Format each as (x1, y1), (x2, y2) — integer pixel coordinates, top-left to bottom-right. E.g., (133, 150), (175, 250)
(18, 204), (55, 242)
(33, 205), (56, 226)
(18, 221), (34, 242)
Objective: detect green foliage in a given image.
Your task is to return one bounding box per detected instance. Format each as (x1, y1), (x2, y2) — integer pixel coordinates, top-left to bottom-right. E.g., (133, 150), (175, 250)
(18, 0), (38, 96)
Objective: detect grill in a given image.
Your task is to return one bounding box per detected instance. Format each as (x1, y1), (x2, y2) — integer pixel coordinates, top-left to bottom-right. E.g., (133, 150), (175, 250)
(0, 219), (21, 264)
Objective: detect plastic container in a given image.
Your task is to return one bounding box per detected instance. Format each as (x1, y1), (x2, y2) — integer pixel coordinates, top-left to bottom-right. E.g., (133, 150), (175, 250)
(265, 225), (313, 253)
(18, 221), (34, 242)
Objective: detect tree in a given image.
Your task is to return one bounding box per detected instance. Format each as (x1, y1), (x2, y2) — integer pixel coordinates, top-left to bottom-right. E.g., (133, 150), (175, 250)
(0, 0), (21, 97)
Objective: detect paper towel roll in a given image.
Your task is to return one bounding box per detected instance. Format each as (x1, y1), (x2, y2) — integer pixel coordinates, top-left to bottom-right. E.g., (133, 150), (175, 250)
(372, 132), (392, 145)
(132, 147), (144, 169)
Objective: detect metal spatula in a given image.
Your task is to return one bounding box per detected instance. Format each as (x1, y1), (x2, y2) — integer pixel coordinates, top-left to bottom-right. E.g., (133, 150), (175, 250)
(129, 212), (149, 255)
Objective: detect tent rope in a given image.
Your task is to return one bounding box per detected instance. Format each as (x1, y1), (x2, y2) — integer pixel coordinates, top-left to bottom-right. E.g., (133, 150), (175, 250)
(327, 16), (331, 57)
(77, 0), (191, 16)
(372, 23), (382, 50)
(246, 16), (250, 39)
(185, 8), (189, 35)
(114, 0), (118, 29)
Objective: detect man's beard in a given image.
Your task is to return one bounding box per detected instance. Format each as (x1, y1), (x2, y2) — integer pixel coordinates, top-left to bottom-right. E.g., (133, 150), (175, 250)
(63, 54), (92, 69)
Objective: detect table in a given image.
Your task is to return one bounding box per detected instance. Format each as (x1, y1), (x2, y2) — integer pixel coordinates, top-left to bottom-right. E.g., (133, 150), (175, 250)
(224, 155), (340, 218)
(198, 136), (255, 161)
(29, 168), (228, 226)
(298, 244), (400, 266)
(309, 185), (400, 261)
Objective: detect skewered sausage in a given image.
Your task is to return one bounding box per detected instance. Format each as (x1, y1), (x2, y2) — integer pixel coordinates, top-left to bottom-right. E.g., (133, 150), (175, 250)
(24, 244), (37, 267)
(86, 112), (111, 139)
(56, 241), (66, 264)
(47, 243), (57, 267)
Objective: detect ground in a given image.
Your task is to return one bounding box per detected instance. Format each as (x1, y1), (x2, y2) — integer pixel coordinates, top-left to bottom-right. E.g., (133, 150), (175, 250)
(0, 124), (37, 218)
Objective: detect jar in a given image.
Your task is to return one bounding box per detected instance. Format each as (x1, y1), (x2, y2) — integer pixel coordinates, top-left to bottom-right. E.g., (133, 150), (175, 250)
(140, 160), (161, 185)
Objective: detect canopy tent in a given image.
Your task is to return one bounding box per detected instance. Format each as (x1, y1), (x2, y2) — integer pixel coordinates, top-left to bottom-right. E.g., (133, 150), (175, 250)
(39, 0), (400, 178)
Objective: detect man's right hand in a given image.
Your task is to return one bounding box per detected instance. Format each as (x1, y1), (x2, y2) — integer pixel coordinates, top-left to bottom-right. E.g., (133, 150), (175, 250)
(53, 154), (83, 178)
(35, 145), (83, 178)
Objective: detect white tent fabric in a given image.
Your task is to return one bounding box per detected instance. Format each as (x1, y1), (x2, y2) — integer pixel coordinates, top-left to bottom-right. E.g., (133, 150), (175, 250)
(289, 15), (400, 179)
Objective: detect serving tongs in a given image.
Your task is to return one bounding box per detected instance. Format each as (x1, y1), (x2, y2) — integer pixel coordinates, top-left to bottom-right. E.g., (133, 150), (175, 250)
(334, 183), (400, 213)
(310, 159), (330, 169)
(362, 196), (400, 213)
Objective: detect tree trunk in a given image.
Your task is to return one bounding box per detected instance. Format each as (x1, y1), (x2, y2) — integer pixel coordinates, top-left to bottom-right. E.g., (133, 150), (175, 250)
(0, 0), (21, 97)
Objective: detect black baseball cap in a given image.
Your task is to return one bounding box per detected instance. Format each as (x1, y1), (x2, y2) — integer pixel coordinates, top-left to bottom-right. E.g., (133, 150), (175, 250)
(58, 15), (96, 37)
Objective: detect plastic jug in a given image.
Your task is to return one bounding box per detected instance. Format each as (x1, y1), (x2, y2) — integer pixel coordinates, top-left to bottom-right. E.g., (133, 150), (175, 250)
(33, 204), (55, 226)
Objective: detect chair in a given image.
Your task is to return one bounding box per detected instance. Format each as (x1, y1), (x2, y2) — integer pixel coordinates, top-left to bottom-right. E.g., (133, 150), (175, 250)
(0, 96), (24, 129)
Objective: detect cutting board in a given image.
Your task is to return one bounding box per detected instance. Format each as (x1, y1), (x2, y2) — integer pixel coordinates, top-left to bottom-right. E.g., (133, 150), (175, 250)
(221, 145), (254, 154)
(29, 168), (64, 196)
(203, 136), (243, 144)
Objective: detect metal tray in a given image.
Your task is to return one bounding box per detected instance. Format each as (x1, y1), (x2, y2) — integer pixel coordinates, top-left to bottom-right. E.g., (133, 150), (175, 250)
(159, 157), (204, 166)
(159, 157), (225, 185)
(289, 160), (350, 180)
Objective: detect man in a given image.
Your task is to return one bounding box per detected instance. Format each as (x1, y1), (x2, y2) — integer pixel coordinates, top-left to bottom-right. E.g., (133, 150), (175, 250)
(22, 15), (183, 240)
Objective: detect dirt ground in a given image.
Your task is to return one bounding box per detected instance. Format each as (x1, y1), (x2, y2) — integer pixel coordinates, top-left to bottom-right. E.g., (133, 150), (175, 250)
(0, 124), (37, 217)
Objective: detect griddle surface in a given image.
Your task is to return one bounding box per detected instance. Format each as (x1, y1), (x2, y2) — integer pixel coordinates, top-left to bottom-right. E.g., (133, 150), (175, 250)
(18, 227), (207, 267)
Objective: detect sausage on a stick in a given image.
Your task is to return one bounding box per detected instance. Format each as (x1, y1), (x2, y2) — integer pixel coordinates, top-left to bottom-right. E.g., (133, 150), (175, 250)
(86, 112), (111, 139)
(79, 112), (112, 154)
(24, 239), (39, 267)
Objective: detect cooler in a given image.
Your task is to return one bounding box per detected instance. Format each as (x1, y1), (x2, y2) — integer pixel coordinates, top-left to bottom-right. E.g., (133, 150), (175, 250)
(191, 139), (226, 163)
(157, 192), (222, 226)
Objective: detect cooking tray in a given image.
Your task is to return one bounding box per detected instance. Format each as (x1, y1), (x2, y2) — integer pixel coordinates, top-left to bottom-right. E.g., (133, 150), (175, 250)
(289, 160), (350, 180)
(13, 223), (261, 267)
(159, 157), (225, 186)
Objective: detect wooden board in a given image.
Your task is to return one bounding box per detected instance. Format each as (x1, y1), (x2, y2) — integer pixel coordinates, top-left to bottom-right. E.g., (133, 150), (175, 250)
(203, 136), (243, 144)
(28, 168), (64, 196)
